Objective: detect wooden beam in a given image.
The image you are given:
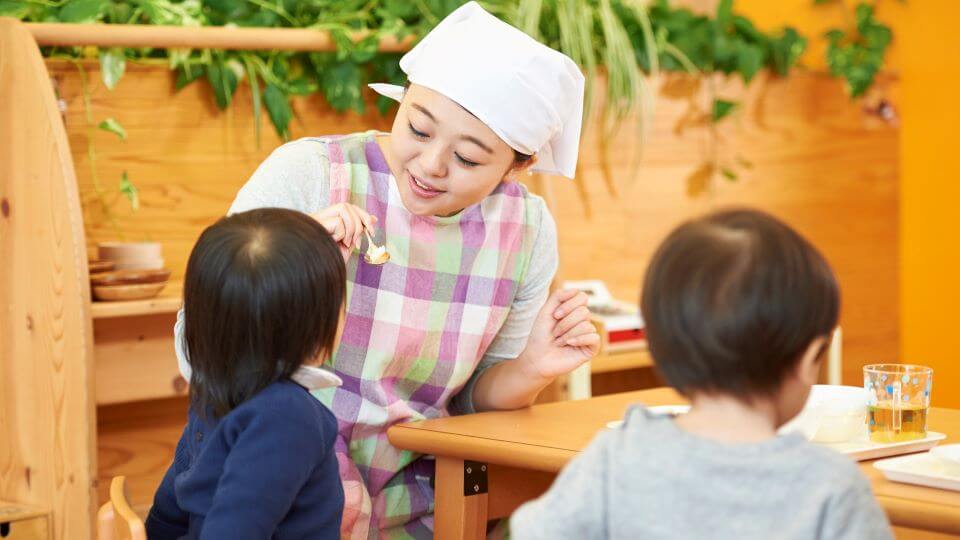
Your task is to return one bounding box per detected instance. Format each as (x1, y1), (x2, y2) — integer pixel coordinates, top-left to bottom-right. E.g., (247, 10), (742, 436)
(27, 22), (416, 52)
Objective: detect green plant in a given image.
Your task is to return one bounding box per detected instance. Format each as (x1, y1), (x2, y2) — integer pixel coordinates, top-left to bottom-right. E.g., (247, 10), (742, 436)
(71, 61), (140, 240)
(819, 0), (894, 98)
(5, 0), (894, 198)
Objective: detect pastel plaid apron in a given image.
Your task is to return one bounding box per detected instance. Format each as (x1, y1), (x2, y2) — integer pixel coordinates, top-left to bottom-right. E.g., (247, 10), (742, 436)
(311, 132), (535, 539)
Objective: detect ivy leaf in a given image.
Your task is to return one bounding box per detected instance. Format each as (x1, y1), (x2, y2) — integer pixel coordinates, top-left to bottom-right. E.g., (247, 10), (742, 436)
(0, 1), (30, 18)
(715, 0), (733, 32)
(318, 61), (364, 114)
(769, 27), (807, 76)
(712, 99), (738, 122)
(98, 118), (126, 140)
(207, 60), (239, 110)
(263, 84), (293, 140)
(99, 48), (126, 90)
(736, 43), (764, 83)
(286, 77), (318, 96)
(330, 28), (355, 62)
(59, 0), (106, 23)
(351, 34), (380, 63)
(175, 65), (205, 90)
(686, 162), (714, 197)
(119, 172), (139, 211)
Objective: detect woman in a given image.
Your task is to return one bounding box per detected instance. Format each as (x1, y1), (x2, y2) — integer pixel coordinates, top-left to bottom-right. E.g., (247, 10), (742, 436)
(176, 3), (598, 537)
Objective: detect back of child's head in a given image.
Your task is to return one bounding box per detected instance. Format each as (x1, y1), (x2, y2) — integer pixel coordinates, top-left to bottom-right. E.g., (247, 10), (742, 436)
(640, 208), (839, 400)
(183, 208), (346, 418)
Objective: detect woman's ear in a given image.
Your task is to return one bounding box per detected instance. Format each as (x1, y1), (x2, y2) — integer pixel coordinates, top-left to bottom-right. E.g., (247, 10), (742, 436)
(504, 155), (538, 183)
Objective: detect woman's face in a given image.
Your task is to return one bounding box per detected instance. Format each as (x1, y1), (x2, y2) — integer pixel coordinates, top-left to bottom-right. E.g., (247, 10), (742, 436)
(384, 84), (529, 217)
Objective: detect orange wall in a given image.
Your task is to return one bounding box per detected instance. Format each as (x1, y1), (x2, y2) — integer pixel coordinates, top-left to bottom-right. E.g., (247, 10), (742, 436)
(736, 0), (960, 407)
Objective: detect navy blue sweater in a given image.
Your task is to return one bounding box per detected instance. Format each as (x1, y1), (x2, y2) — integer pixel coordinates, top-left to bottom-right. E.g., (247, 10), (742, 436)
(145, 380), (343, 539)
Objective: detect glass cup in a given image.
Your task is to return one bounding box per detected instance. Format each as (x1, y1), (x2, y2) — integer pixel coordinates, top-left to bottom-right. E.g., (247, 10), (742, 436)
(864, 364), (933, 443)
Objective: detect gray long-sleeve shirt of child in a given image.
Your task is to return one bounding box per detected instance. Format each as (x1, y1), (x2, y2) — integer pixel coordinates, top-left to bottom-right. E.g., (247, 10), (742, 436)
(511, 405), (893, 540)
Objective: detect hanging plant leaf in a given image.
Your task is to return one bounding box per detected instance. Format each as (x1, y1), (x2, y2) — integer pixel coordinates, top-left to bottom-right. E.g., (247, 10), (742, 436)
(317, 60), (364, 114)
(715, 0), (733, 32)
(99, 48), (126, 90)
(712, 99), (738, 122)
(823, 2), (891, 98)
(98, 118), (127, 140)
(175, 65), (206, 91)
(263, 84), (293, 140)
(736, 42), (764, 83)
(720, 167), (738, 181)
(119, 171), (140, 211)
(768, 27), (807, 76)
(686, 162), (714, 197)
(207, 59), (239, 110)
(59, 0), (107, 23)
(0, 1), (29, 18)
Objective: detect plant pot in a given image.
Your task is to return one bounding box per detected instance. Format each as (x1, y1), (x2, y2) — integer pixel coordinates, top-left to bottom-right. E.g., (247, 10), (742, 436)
(97, 242), (164, 270)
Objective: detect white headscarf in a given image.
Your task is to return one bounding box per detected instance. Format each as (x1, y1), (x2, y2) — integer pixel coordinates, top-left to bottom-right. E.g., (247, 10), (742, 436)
(369, 1), (585, 179)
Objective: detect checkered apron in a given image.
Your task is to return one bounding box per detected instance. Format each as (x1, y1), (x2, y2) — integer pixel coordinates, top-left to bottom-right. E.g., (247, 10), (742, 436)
(311, 132), (535, 539)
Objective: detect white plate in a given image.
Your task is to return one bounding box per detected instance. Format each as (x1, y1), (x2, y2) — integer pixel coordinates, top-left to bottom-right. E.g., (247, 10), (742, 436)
(606, 405), (690, 430)
(875, 452), (960, 491)
(820, 432), (946, 461)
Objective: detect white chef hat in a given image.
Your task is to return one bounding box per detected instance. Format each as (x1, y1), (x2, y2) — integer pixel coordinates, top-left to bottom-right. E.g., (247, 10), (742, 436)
(369, 1), (585, 179)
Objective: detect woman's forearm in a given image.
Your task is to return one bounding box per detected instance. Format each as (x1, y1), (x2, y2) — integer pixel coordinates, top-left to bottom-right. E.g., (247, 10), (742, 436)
(470, 353), (554, 412)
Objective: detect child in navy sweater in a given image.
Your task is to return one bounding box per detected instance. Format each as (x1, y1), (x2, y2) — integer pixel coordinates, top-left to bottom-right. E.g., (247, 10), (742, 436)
(146, 208), (346, 539)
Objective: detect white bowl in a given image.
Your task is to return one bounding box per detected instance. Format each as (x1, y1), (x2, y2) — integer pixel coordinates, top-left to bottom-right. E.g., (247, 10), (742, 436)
(780, 385), (868, 443)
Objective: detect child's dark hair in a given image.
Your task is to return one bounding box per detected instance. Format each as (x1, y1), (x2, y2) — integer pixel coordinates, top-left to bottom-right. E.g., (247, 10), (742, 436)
(640, 208), (839, 400)
(183, 208), (346, 418)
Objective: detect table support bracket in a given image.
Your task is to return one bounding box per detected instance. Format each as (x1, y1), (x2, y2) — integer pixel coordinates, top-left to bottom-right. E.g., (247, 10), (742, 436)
(463, 461), (488, 496)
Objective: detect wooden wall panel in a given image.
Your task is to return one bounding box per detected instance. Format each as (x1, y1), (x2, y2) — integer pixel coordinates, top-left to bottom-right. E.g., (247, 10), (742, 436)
(49, 60), (898, 388)
(560, 72), (899, 387)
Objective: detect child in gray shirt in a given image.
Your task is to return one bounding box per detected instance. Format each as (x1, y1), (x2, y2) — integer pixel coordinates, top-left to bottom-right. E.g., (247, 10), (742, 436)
(511, 208), (893, 540)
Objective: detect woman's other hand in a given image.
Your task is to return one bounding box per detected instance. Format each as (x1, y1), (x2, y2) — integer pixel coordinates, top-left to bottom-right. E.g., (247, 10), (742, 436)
(518, 289), (600, 381)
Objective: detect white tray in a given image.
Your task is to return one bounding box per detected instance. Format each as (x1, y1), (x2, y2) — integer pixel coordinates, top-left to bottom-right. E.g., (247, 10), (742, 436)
(606, 409), (944, 461)
(819, 432), (946, 461)
(874, 452), (960, 491)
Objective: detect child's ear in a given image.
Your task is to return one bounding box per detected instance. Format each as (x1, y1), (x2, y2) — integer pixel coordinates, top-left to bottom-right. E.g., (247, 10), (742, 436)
(797, 336), (829, 386)
(504, 155), (538, 183)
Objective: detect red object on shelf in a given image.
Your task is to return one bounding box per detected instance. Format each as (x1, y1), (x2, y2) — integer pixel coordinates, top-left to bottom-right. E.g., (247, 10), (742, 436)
(608, 328), (646, 343)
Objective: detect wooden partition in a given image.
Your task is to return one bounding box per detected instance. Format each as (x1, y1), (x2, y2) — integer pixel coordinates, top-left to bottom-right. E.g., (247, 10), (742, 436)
(0, 18), (97, 540)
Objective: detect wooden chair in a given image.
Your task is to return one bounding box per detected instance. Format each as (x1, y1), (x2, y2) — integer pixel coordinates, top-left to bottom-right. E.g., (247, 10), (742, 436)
(96, 477), (146, 540)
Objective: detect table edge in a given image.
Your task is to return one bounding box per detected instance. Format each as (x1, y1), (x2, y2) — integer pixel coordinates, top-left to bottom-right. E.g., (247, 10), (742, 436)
(387, 424), (575, 473)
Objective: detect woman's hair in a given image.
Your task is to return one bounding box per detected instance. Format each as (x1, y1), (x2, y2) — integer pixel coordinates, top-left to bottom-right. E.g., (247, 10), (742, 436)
(640, 208), (840, 400)
(183, 208), (346, 418)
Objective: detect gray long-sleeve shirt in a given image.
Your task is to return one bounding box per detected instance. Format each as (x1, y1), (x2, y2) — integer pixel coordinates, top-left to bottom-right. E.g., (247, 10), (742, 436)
(511, 405), (894, 540)
(174, 136), (558, 414)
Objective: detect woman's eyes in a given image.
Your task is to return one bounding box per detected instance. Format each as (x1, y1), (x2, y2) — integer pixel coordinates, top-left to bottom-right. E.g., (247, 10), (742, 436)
(409, 122), (480, 168)
(408, 122), (428, 139)
(455, 154), (479, 167)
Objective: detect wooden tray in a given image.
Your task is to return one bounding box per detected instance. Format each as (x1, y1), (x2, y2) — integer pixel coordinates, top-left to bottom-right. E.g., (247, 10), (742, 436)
(92, 282), (167, 301)
(91, 268), (171, 286)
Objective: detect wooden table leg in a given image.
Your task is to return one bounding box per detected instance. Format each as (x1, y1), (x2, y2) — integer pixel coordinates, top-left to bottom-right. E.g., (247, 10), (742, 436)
(434, 457), (488, 540)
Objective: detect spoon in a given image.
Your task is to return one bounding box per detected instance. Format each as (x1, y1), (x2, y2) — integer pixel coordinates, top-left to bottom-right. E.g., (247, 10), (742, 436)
(363, 227), (390, 265)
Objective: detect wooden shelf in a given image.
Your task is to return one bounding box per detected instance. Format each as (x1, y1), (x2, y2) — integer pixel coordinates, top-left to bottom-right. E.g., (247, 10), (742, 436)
(590, 348), (653, 374)
(90, 281), (183, 319)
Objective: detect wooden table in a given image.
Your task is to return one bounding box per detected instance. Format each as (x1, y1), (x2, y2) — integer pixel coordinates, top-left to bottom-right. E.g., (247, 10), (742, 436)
(387, 388), (960, 539)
